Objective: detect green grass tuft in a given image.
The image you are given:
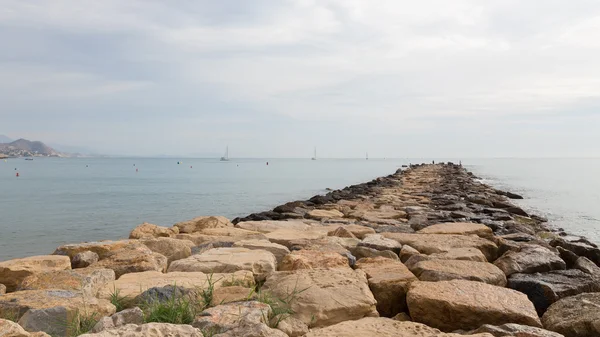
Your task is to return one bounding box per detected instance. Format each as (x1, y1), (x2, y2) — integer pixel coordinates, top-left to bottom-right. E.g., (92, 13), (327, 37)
(141, 285), (196, 324)
(109, 287), (129, 312)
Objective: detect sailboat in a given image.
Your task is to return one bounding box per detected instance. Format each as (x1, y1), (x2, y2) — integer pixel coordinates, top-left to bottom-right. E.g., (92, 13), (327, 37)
(311, 147), (317, 161)
(220, 146), (230, 161)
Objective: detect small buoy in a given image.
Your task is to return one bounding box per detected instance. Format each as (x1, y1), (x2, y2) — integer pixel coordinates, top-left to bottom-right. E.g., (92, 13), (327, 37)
(190, 166), (192, 168)
(266, 162), (269, 165)
(16, 172), (19, 177)
(86, 165), (88, 167)
(136, 168), (138, 173)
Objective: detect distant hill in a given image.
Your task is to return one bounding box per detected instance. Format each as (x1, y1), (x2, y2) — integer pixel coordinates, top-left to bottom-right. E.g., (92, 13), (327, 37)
(0, 138), (62, 157)
(0, 135), (13, 143)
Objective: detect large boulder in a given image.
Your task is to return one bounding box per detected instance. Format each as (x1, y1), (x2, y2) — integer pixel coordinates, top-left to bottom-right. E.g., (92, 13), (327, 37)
(307, 209), (344, 220)
(173, 216), (232, 234)
(0, 290), (115, 336)
(167, 248), (276, 282)
(507, 270), (600, 315)
(354, 257), (417, 317)
(341, 224), (377, 239)
(350, 246), (400, 261)
(542, 292), (600, 337)
(139, 237), (194, 265)
(17, 268), (115, 298)
(410, 260), (507, 286)
(92, 245), (168, 278)
(232, 240), (290, 264)
(235, 220), (313, 233)
(79, 323), (203, 336)
(575, 256), (600, 277)
(0, 256), (71, 292)
(550, 238), (600, 265)
(53, 240), (138, 260)
(97, 270), (254, 301)
(262, 269), (378, 328)
(407, 280), (541, 332)
(265, 229), (327, 249)
(429, 247), (487, 262)
(468, 323), (565, 337)
(90, 307), (144, 333)
(417, 222), (493, 239)
(303, 317), (494, 337)
(279, 250), (350, 271)
(494, 245), (566, 276)
(327, 227), (357, 239)
(358, 234), (402, 253)
(382, 233), (498, 261)
(129, 222), (178, 239)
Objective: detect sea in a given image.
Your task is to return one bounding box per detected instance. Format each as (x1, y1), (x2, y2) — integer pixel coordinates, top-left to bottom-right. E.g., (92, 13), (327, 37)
(0, 157), (599, 261)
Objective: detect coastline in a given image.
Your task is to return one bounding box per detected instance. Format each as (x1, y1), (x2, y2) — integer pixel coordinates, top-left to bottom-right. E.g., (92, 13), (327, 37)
(1, 163), (598, 336)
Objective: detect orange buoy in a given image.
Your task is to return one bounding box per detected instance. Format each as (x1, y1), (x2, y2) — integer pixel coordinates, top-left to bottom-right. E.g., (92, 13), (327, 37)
(16, 172), (19, 177)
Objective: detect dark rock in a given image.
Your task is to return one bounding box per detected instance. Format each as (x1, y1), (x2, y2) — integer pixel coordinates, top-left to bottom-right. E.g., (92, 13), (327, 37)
(505, 206), (529, 217)
(550, 238), (600, 266)
(308, 195), (335, 205)
(450, 211), (479, 219)
(499, 233), (537, 242)
(374, 225), (414, 234)
(468, 323), (563, 337)
(495, 190), (524, 200)
(479, 219), (504, 232)
(542, 292), (600, 337)
(508, 269), (600, 315)
(494, 245), (566, 276)
(467, 195), (493, 207)
(137, 285), (190, 304)
(408, 215), (429, 231)
(493, 213), (514, 221)
(273, 201), (307, 213)
(575, 256), (600, 277)
(556, 246), (579, 269)
(483, 207), (509, 215)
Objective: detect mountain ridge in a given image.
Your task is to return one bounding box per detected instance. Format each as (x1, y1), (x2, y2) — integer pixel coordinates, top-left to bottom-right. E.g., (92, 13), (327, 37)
(0, 138), (62, 157)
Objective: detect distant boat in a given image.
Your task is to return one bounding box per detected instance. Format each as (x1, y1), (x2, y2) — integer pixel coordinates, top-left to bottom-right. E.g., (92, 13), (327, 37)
(366, 152), (368, 160)
(24, 158), (33, 161)
(311, 147), (317, 161)
(220, 146), (230, 161)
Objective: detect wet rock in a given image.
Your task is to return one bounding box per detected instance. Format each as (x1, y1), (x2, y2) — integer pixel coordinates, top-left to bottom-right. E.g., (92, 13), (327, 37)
(542, 292), (600, 337)
(494, 245), (566, 276)
(507, 269), (600, 315)
(350, 246), (399, 261)
(173, 216), (232, 234)
(575, 256), (600, 277)
(407, 280), (541, 332)
(551, 238), (600, 266)
(90, 307), (144, 333)
(358, 234), (402, 253)
(97, 270), (254, 301)
(410, 260), (507, 286)
(232, 239), (290, 264)
(417, 222), (493, 239)
(92, 245), (168, 278)
(262, 269), (378, 328)
(355, 257), (417, 317)
(17, 268), (115, 298)
(80, 323), (203, 336)
(139, 237), (194, 265)
(0, 255), (71, 292)
(129, 222), (178, 239)
(383, 233), (498, 261)
(556, 246), (579, 268)
(279, 249), (350, 271)
(303, 317), (494, 337)
(468, 323), (564, 337)
(167, 248), (276, 282)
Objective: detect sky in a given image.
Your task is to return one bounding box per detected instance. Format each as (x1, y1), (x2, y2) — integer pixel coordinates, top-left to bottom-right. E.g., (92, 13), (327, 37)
(1, 0), (600, 158)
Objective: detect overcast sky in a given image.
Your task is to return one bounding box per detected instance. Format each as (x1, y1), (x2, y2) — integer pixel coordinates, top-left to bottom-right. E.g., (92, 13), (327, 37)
(1, 0), (599, 157)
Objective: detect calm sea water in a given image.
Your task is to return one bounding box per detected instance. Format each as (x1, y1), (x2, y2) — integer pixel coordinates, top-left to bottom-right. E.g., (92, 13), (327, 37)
(1, 157), (598, 261)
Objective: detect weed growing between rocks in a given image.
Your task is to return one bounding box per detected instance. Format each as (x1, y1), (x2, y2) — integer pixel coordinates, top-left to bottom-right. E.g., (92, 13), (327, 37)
(0, 308), (20, 322)
(66, 310), (99, 337)
(250, 278), (309, 328)
(109, 287), (129, 312)
(198, 273), (221, 310)
(141, 285), (196, 324)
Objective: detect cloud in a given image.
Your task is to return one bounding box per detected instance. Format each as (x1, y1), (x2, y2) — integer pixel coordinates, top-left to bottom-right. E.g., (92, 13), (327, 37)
(1, 0), (600, 157)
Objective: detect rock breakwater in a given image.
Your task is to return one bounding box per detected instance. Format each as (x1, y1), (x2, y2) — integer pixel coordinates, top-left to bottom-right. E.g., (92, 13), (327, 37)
(1, 163), (598, 336)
